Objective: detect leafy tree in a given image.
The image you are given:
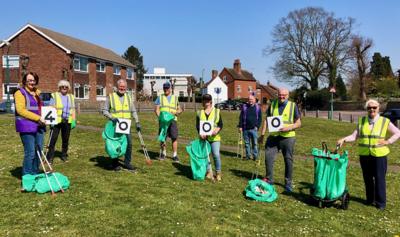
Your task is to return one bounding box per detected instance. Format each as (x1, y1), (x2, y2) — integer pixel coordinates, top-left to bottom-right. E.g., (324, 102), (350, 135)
(370, 52), (394, 80)
(375, 77), (400, 98)
(122, 46), (147, 92)
(335, 74), (347, 100)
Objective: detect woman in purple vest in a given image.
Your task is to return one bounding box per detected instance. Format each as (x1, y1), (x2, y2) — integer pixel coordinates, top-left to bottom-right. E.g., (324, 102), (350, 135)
(14, 72), (46, 181)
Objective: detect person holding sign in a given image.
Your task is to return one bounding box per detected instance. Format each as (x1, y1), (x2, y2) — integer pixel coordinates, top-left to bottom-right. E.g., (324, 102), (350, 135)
(238, 93), (262, 161)
(46, 80), (76, 164)
(102, 79), (141, 172)
(260, 88), (301, 192)
(337, 99), (400, 210)
(14, 72), (46, 179)
(154, 82), (182, 163)
(196, 94), (223, 181)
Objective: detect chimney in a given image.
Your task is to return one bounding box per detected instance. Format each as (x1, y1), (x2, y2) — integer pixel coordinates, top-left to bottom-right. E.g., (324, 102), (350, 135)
(211, 70), (218, 79)
(233, 59), (241, 74)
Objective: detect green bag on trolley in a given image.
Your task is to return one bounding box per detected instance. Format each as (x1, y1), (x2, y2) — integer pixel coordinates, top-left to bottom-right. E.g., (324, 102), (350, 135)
(311, 143), (349, 200)
(102, 120), (127, 159)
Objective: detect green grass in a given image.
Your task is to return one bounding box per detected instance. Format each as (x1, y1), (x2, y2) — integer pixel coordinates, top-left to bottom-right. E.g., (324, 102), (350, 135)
(0, 112), (400, 236)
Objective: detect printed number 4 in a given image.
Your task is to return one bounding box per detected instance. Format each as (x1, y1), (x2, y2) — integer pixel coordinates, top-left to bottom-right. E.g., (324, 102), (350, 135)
(45, 111), (55, 123)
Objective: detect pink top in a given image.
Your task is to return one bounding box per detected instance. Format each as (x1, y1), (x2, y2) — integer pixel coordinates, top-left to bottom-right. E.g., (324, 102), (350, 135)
(343, 115), (400, 144)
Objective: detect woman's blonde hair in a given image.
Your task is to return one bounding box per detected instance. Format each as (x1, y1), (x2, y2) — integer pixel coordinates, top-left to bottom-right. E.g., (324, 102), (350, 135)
(57, 80), (71, 90)
(364, 99), (380, 109)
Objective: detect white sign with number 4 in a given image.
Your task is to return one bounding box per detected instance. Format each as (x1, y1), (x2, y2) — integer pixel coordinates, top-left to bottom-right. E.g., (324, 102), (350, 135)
(115, 119), (131, 134)
(41, 107), (58, 125)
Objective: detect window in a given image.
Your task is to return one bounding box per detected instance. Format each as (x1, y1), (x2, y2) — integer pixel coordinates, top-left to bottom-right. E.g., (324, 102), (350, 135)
(179, 91), (184, 97)
(237, 85), (241, 93)
(96, 61), (105, 72)
(223, 76), (227, 83)
(2, 83), (19, 99)
(2, 55), (19, 68)
(96, 86), (105, 96)
(127, 68), (134, 79)
(248, 86), (253, 92)
(257, 89), (261, 95)
(73, 56), (88, 72)
(113, 65), (121, 75)
(74, 84), (90, 99)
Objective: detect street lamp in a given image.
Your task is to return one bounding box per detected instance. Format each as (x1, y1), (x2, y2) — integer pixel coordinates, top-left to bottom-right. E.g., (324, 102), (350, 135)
(2, 40), (11, 113)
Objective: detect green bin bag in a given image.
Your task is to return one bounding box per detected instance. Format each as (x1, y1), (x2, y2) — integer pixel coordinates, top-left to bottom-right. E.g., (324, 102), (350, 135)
(245, 179), (278, 202)
(311, 148), (348, 200)
(186, 139), (211, 180)
(22, 172), (70, 194)
(102, 121), (128, 159)
(158, 111), (175, 142)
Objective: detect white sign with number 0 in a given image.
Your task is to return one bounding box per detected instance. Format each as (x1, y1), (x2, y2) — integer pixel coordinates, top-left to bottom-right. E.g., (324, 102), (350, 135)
(199, 121), (213, 136)
(115, 119), (131, 134)
(267, 116), (283, 132)
(41, 107), (58, 125)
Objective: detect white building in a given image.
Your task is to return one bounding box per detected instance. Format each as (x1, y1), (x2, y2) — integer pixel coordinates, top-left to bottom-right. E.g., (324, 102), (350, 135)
(143, 68), (192, 97)
(202, 70), (228, 105)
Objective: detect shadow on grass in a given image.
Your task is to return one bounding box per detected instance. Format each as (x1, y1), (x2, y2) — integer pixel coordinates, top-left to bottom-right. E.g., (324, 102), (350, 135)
(229, 168), (253, 180)
(220, 150), (241, 158)
(283, 181), (315, 205)
(172, 162), (193, 180)
(89, 155), (113, 170)
(10, 167), (22, 180)
(137, 149), (160, 160)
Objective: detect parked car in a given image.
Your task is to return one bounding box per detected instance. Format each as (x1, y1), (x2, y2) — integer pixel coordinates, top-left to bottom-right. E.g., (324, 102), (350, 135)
(40, 92), (52, 106)
(0, 100), (15, 113)
(381, 108), (400, 124)
(215, 100), (244, 110)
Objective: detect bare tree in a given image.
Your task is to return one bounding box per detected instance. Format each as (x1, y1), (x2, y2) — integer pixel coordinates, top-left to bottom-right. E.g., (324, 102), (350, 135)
(350, 35), (373, 101)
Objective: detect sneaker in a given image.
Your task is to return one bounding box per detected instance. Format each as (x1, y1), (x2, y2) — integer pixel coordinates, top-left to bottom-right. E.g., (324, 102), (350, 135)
(206, 171), (214, 180)
(60, 156), (68, 162)
(159, 153), (166, 161)
(124, 163), (137, 173)
(284, 185), (293, 193)
(262, 177), (273, 184)
(172, 156), (180, 163)
(113, 165), (122, 172)
(216, 172), (222, 181)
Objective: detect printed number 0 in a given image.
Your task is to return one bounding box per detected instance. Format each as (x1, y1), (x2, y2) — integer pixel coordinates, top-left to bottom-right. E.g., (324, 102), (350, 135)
(45, 111), (55, 123)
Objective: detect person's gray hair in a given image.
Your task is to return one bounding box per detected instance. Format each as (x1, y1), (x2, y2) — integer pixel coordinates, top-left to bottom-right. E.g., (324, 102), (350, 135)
(57, 80), (71, 89)
(117, 79), (127, 86)
(364, 99), (380, 109)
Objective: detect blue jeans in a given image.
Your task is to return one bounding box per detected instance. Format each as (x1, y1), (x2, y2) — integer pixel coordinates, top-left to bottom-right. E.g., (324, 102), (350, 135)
(243, 128), (259, 160)
(124, 132), (132, 166)
(207, 141), (221, 172)
(20, 129), (45, 175)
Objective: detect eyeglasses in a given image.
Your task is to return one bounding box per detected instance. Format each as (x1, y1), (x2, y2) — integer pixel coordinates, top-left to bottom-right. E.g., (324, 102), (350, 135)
(27, 79), (36, 83)
(367, 106), (378, 110)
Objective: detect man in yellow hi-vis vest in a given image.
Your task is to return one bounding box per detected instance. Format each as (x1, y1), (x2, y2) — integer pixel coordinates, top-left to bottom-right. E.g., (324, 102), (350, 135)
(102, 79), (141, 172)
(47, 80), (76, 164)
(260, 88), (301, 192)
(154, 82), (182, 163)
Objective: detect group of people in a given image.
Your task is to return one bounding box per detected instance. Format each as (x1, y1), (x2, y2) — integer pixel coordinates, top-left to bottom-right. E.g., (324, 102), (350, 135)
(14, 73), (400, 210)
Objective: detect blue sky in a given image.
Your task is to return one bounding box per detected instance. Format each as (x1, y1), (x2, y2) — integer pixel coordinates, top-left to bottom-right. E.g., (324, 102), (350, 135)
(1, 0), (399, 89)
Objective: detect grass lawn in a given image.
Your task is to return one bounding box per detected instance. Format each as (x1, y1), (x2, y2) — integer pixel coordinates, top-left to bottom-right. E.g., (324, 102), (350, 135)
(0, 112), (399, 236)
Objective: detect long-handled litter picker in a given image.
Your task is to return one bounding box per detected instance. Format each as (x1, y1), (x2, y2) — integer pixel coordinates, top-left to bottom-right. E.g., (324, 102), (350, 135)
(137, 131), (152, 165)
(36, 145), (64, 196)
(251, 139), (264, 180)
(236, 130), (244, 159)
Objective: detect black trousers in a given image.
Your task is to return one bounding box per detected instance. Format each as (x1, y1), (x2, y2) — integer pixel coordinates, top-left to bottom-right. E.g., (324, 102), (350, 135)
(359, 155), (387, 208)
(46, 119), (71, 161)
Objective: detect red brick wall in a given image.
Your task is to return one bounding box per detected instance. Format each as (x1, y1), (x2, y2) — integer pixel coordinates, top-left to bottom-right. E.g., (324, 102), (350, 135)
(105, 63), (114, 95)
(97, 72), (106, 87)
(88, 60), (97, 102)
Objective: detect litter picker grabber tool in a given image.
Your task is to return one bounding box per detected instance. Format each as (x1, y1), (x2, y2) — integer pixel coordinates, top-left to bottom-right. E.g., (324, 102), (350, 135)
(36, 145), (65, 196)
(205, 141), (215, 182)
(137, 131), (152, 165)
(44, 127), (54, 156)
(236, 130), (244, 159)
(251, 138), (264, 180)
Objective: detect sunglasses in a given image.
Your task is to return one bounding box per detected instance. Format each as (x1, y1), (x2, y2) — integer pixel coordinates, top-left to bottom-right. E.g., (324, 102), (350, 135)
(367, 106), (378, 110)
(60, 86), (68, 89)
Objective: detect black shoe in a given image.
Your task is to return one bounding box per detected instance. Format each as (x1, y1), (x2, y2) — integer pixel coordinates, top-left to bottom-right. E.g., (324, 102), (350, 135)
(60, 156), (68, 162)
(124, 163), (137, 173)
(113, 166), (122, 171)
(159, 153), (166, 161)
(172, 156), (180, 163)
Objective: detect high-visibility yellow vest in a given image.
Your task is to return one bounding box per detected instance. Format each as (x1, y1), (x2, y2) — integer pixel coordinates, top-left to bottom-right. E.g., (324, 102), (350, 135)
(198, 108), (221, 142)
(109, 92), (131, 119)
(269, 100), (295, 137)
(52, 92), (75, 124)
(159, 94), (178, 121)
(358, 116), (390, 157)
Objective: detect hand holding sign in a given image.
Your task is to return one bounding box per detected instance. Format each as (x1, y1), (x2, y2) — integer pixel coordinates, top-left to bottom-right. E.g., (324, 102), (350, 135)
(115, 118), (131, 134)
(267, 116), (283, 132)
(199, 121), (213, 136)
(41, 107), (58, 125)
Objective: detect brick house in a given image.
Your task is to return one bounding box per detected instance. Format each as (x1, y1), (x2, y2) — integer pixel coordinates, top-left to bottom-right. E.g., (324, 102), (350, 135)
(219, 59), (256, 100)
(0, 23), (135, 103)
(256, 81), (278, 104)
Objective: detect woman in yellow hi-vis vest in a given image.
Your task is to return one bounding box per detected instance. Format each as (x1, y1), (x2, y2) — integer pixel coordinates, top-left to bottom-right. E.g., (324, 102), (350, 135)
(154, 82), (182, 163)
(196, 94), (223, 181)
(47, 80), (76, 164)
(337, 99), (400, 210)
(260, 88), (302, 192)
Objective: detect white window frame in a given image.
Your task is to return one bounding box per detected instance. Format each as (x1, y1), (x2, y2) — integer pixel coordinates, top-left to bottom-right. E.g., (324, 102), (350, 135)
(223, 76), (227, 83)
(127, 67), (133, 79)
(113, 65), (121, 75)
(73, 56), (88, 72)
(96, 85), (106, 96)
(179, 91), (184, 97)
(237, 85), (241, 93)
(2, 55), (19, 68)
(2, 83), (19, 99)
(74, 83), (90, 99)
(96, 61), (105, 73)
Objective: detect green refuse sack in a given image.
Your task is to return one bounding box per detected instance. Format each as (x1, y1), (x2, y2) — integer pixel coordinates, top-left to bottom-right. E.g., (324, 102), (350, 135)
(158, 111), (175, 142)
(22, 172), (70, 194)
(186, 139), (211, 180)
(245, 179), (278, 202)
(71, 119), (76, 129)
(102, 121), (127, 159)
(311, 147), (348, 200)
